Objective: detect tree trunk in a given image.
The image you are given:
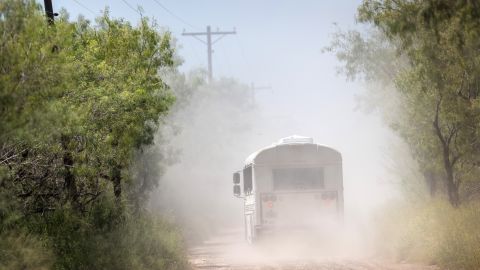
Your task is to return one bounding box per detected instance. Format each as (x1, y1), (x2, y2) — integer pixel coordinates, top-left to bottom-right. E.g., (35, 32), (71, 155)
(112, 165), (122, 199)
(444, 158), (460, 207)
(61, 135), (78, 208)
(433, 100), (460, 207)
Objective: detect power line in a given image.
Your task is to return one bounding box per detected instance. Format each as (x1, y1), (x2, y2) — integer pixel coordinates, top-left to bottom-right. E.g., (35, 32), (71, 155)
(120, 0), (142, 16)
(71, 0), (97, 16)
(151, 0), (199, 30)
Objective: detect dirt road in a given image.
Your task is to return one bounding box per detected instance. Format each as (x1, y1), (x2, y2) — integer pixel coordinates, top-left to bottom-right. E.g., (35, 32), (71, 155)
(188, 229), (439, 270)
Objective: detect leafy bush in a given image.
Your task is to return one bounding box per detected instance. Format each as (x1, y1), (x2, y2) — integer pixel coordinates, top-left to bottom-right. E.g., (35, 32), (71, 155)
(0, 1), (188, 269)
(15, 194), (187, 270)
(0, 232), (53, 270)
(0, 190), (53, 270)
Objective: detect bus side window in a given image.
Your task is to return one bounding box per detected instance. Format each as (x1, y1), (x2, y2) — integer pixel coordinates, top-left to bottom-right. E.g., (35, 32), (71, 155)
(243, 166), (252, 194)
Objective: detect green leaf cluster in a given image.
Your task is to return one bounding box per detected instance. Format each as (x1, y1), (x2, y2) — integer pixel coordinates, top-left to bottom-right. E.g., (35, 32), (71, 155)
(1, 0), (174, 214)
(329, 0), (480, 207)
(0, 1), (186, 269)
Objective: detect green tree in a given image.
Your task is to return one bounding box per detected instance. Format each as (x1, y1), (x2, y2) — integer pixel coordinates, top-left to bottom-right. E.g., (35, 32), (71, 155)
(329, 0), (480, 206)
(0, 1), (187, 269)
(1, 0), (174, 212)
(359, 0), (480, 207)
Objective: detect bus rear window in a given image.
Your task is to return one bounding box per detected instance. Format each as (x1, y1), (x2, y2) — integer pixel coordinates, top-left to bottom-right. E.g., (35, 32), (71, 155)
(273, 168), (324, 190)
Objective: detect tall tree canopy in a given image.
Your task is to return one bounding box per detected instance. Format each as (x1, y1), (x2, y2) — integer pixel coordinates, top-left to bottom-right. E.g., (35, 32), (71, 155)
(0, 0), (174, 213)
(329, 0), (480, 206)
(0, 1), (186, 269)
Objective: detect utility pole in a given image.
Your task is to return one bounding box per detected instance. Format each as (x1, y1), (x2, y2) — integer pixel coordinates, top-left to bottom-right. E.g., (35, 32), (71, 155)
(250, 83), (272, 104)
(182, 26), (236, 83)
(43, 0), (56, 25)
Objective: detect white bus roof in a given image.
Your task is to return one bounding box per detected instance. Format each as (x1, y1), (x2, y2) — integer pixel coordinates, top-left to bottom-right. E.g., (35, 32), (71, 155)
(245, 135), (340, 165)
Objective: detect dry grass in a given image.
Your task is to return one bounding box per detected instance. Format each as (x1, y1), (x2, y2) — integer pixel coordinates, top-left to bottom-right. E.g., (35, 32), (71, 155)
(373, 199), (480, 270)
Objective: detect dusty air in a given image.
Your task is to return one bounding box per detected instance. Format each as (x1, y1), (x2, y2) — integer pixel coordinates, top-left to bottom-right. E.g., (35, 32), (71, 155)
(1, 1), (479, 270)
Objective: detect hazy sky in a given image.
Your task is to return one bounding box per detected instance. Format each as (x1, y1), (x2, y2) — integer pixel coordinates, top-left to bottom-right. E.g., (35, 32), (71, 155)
(52, 1), (361, 82)
(50, 0), (397, 215)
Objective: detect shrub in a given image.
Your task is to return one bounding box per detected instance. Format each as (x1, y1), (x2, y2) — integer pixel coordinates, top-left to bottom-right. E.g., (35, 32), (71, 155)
(22, 195), (188, 270)
(0, 232), (53, 270)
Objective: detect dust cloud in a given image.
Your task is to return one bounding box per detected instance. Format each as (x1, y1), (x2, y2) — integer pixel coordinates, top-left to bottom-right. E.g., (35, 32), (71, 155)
(150, 54), (398, 263)
(150, 71), (259, 242)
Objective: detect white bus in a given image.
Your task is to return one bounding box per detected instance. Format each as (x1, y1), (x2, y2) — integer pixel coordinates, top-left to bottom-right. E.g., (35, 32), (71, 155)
(233, 135), (344, 243)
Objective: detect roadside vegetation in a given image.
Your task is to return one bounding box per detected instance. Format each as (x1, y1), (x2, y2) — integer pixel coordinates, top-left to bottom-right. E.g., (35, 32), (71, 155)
(327, 0), (480, 269)
(374, 200), (480, 269)
(0, 1), (187, 269)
